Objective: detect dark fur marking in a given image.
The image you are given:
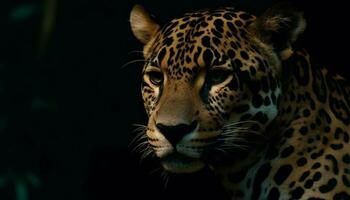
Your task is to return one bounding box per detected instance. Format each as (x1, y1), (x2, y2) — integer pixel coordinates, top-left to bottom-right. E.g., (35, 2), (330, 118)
(326, 154), (339, 175)
(273, 165), (293, 185)
(319, 178), (337, 193)
(267, 187), (280, 200)
(251, 163), (271, 200)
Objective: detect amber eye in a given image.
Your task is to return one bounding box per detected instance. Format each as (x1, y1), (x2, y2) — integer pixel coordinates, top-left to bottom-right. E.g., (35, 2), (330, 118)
(208, 68), (231, 85)
(146, 71), (163, 86)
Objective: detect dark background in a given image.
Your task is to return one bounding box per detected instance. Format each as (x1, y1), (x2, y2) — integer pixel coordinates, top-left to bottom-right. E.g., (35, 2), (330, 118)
(0, 0), (349, 199)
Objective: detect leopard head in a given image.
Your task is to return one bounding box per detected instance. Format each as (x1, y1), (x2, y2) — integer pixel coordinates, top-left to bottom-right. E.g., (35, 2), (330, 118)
(130, 4), (305, 173)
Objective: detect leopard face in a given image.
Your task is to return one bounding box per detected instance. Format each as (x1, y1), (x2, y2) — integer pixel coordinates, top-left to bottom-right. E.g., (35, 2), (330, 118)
(130, 5), (305, 173)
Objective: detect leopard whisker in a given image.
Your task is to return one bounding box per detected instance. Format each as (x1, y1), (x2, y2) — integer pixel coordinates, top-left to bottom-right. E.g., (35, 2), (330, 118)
(129, 130), (147, 147)
(220, 144), (250, 151)
(222, 129), (265, 136)
(148, 167), (162, 175)
(223, 120), (260, 126)
(133, 140), (149, 151)
(160, 171), (171, 189)
(127, 50), (144, 55)
(140, 147), (154, 160)
(120, 59), (150, 69)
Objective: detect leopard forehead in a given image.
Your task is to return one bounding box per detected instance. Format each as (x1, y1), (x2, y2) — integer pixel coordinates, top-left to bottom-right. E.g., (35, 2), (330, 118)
(143, 7), (270, 80)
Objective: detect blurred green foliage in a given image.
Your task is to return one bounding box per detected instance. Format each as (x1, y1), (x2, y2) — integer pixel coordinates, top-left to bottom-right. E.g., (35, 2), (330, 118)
(9, 4), (40, 22)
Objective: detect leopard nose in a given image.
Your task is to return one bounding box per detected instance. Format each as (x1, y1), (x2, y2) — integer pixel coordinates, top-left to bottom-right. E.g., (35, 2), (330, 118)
(156, 120), (198, 146)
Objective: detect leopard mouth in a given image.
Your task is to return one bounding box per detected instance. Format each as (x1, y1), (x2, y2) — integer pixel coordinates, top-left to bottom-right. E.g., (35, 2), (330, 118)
(160, 153), (205, 174)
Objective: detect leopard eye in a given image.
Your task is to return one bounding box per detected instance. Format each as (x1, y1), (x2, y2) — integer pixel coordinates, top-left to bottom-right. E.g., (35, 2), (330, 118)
(208, 68), (231, 85)
(146, 71), (164, 86)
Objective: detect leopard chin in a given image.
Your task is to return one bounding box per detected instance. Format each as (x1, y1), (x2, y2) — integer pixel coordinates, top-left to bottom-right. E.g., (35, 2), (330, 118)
(160, 153), (205, 174)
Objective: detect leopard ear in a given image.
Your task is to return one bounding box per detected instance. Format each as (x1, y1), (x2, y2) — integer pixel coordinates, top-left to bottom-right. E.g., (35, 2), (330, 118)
(130, 5), (160, 44)
(249, 3), (306, 60)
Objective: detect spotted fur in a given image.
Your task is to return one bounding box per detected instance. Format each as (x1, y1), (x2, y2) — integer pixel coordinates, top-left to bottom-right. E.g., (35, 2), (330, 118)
(130, 4), (350, 199)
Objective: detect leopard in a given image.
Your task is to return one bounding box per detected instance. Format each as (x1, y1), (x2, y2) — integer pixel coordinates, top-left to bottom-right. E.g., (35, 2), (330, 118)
(129, 3), (350, 199)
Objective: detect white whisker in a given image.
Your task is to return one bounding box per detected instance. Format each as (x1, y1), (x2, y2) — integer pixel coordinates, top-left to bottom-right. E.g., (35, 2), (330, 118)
(120, 59), (148, 69)
(129, 131), (147, 147)
(127, 50), (144, 55)
(223, 120), (259, 127)
(149, 167), (162, 175)
(160, 171), (171, 189)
